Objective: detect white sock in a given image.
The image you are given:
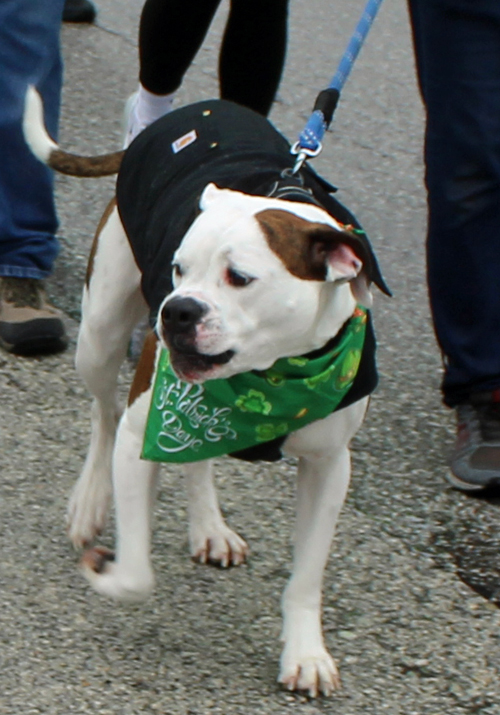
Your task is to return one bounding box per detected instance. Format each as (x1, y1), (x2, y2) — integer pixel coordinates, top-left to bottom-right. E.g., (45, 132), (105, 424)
(135, 84), (176, 125)
(124, 84), (176, 147)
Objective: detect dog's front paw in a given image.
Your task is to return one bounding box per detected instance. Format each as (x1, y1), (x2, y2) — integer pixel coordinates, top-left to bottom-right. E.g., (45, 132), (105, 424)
(80, 546), (154, 602)
(67, 475), (112, 549)
(190, 523), (249, 568)
(278, 645), (340, 697)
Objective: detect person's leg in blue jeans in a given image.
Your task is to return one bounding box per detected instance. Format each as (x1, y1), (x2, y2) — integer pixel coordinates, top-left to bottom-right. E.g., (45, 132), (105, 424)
(408, 0), (500, 489)
(0, 0), (67, 355)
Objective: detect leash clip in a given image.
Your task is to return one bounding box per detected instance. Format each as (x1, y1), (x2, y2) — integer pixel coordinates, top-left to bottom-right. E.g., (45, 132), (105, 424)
(290, 141), (323, 174)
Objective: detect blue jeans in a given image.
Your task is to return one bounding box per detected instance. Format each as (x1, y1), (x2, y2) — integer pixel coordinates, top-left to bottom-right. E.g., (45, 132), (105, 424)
(408, 0), (500, 406)
(0, 0), (65, 279)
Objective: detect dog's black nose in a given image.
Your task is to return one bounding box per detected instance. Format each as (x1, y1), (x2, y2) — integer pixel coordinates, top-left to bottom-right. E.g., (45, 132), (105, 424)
(161, 297), (207, 334)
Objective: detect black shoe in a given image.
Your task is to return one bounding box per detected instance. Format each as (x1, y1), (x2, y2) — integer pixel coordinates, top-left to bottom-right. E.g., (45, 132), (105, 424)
(63, 0), (97, 23)
(0, 277), (67, 356)
(448, 391), (500, 491)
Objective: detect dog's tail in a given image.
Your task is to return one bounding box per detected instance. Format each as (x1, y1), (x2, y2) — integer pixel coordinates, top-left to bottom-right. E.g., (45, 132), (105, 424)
(23, 86), (124, 177)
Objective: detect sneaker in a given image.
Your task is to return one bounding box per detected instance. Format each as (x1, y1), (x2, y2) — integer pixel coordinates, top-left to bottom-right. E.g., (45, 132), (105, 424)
(448, 390), (500, 491)
(0, 277), (67, 356)
(62, 0), (97, 23)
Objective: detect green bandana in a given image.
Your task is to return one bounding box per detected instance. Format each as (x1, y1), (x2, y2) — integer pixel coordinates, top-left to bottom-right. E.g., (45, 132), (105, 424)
(142, 307), (368, 463)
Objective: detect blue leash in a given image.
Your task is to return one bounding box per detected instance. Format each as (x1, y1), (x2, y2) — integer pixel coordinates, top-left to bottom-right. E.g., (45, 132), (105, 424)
(291, 0), (384, 173)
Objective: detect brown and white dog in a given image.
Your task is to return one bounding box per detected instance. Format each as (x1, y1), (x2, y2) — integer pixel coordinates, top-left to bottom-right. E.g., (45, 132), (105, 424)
(24, 86), (388, 697)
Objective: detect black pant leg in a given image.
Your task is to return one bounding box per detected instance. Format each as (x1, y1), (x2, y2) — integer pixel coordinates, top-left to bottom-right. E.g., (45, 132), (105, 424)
(408, 0), (500, 405)
(139, 0), (222, 94)
(219, 0), (289, 116)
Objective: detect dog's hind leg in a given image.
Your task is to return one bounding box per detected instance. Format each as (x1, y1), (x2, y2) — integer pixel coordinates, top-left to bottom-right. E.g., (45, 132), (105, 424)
(68, 201), (148, 547)
(278, 398), (368, 697)
(184, 460), (249, 567)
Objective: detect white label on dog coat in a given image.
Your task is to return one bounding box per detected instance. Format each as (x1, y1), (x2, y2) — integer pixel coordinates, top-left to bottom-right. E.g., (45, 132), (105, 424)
(171, 130), (198, 154)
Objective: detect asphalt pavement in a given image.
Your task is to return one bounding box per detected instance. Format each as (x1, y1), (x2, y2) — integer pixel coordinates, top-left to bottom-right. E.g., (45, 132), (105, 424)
(1, 0), (499, 713)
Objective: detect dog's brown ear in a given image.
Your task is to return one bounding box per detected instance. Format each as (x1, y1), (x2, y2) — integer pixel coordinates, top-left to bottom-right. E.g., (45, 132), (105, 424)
(256, 208), (364, 283)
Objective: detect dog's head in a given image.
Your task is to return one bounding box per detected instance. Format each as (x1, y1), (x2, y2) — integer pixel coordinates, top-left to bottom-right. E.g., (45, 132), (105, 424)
(156, 184), (374, 383)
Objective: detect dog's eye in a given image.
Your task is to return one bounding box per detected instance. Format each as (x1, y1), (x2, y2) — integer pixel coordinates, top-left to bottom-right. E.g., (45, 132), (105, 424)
(173, 263), (183, 279)
(226, 267), (255, 288)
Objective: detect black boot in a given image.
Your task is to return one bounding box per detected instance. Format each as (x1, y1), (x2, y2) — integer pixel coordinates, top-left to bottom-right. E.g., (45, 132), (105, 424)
(63, 0), (97, 23)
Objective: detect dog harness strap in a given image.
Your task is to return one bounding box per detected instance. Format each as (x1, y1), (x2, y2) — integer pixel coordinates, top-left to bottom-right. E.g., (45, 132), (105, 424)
(142, 307), (369, 463)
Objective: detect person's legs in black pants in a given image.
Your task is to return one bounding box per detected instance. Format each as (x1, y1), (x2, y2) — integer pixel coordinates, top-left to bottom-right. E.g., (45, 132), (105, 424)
(139, 0), (222, 95)
(126, 0), (290, 146)
(139, 0), (288, 115)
